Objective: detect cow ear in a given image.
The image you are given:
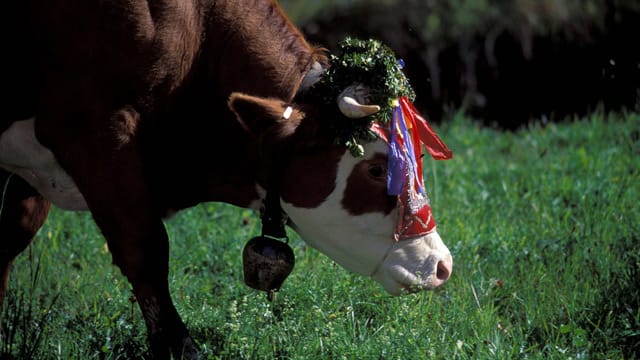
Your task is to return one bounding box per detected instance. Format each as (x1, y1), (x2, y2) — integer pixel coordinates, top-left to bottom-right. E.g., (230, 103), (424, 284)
(228, 93), (304, 140)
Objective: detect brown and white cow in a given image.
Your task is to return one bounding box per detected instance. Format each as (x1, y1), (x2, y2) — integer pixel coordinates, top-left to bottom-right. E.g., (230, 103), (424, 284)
(0, 0), (452, 358)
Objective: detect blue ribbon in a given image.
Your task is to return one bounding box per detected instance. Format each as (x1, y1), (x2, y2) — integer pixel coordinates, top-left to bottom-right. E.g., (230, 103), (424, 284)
(387, 103), (425, 196)
(387, 106), (406, 195)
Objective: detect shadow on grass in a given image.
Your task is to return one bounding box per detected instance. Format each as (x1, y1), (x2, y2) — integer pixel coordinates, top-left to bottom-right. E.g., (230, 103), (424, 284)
(0, 246), (149, 360)
(0, 248), (59, 360)
(584, 235), (640, 358)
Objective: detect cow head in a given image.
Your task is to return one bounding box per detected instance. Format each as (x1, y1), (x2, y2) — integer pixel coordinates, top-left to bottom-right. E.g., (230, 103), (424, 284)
(228, 39), (453, 295)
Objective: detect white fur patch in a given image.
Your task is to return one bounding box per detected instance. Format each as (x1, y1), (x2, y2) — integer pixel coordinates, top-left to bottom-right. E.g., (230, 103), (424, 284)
(280, 139), (452, 294)
(0, 118), (88, 210)
(281, 140), (396, 275)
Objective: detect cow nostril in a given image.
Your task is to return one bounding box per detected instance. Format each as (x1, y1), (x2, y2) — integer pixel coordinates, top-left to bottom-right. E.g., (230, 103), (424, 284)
(436, 260), (452, 282)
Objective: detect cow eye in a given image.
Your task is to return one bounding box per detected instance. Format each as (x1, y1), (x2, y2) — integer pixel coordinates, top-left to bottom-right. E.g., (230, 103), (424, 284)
(368, 164), (385, 179)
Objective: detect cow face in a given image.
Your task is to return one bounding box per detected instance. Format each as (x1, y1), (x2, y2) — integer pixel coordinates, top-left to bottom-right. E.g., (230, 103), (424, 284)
(229, 93), (452, 295)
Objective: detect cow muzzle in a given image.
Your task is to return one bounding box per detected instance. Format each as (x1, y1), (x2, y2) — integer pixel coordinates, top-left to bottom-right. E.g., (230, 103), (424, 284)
(371, 230), (452, 295)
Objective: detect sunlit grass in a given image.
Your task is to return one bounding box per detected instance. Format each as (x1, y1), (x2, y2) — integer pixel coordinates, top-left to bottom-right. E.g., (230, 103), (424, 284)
(1, 111), (638, 359)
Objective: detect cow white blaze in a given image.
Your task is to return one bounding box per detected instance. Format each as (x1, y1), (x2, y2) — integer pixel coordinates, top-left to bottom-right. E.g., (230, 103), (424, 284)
(281, 139), (453, 295)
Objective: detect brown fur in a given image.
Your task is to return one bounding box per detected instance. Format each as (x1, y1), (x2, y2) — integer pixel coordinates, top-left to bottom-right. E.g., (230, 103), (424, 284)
(228, 93), (304, 142)
(0, 1), (371, 358)
(342, 153), (396, 215)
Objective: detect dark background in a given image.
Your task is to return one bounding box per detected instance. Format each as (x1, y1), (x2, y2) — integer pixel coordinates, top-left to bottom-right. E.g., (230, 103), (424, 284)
(282, 0), (640, 129)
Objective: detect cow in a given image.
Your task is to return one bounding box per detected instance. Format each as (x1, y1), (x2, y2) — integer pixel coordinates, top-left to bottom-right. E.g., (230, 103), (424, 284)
(0, 0), (453, 358)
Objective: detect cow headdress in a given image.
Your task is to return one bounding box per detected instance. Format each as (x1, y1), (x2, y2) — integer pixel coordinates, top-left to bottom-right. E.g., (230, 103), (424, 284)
(243, 38), (453, 298)
(307, 38), (453, 239)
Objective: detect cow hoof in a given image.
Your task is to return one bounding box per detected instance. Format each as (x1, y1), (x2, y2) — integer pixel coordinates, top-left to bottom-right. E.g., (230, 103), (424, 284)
(242, 236), (295, 293)
(174, 336), (199, 360)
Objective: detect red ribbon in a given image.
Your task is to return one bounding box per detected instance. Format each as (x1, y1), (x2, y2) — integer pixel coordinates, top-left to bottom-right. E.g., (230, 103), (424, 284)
(370, 97), (453, 240)
(398, 97), (453, 161)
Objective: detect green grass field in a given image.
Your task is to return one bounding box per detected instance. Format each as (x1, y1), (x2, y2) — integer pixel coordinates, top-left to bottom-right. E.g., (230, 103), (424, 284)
(1, 111), (638, 359)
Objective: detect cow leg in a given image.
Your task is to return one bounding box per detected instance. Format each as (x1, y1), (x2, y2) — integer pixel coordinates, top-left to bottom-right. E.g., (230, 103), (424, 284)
(111, 222), (197, 360)
(70, 154), (196, 360)
(0, 169), (51, 310)
(100, 215), (196, 359)
(35, 109), (197, 360)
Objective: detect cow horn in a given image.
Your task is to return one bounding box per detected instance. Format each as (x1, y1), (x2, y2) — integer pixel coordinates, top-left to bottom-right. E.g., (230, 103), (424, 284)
(299, 61), (324, 92)
(337, 84), (381, 118)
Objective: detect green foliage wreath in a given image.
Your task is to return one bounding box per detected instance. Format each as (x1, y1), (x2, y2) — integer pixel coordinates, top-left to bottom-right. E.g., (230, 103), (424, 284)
(308, 38), (416, 156)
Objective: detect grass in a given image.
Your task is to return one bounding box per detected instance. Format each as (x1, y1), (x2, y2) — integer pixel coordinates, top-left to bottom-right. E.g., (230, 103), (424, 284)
(1, 111), (638, 359)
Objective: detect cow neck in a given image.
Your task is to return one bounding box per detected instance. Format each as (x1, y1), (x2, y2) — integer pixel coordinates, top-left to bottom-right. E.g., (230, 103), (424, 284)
(208, 0), (322, 101)
(259, 61), (326, 236)
(259, 119), (294, 239)
(261, 156), (287, 240)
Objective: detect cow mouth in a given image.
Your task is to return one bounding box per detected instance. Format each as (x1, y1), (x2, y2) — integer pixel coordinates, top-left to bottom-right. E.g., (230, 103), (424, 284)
(371, 233), (453, 295)
(390, 258), (452, 293)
